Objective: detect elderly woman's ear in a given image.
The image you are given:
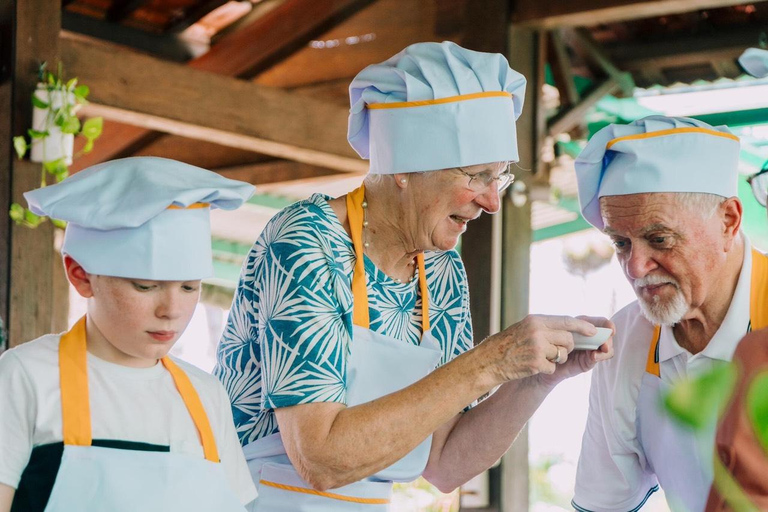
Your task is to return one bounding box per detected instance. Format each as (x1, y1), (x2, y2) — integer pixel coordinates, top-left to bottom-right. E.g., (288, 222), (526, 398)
(394, 174), (409, 188)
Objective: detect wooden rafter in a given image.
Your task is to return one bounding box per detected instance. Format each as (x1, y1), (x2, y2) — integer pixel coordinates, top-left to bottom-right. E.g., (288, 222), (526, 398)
(70, 0), (379, 173)
(61, 36), (366, 172)
(105, 0), (148, 23)
(191, 0), (379, 79)
(511, 0), (768, 28)
(167, 0), (231, 33)
(215, 161), (341, 184)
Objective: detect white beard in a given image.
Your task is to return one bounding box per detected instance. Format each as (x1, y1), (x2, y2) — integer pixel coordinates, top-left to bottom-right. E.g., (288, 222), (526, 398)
(634, 275), (689, 326)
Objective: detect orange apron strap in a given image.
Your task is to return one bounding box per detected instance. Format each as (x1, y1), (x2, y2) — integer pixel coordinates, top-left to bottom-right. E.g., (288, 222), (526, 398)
(346, 185), (430, 335)
(347, 185), (370, 329)
(161, 357), (220, 463)
(59, 316), (93, 446)
(750, 249), (768, 331)
(416, 254), (430, 332)
(645, 325), (661, 378)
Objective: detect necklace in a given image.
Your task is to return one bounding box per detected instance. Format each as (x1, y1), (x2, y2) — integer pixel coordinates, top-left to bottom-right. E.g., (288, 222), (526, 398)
(362, 197), (415, 284)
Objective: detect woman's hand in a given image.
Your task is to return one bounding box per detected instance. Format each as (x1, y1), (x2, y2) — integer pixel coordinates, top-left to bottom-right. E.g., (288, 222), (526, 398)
(532, 315), (615, 389)
(479, 315), (603, 385)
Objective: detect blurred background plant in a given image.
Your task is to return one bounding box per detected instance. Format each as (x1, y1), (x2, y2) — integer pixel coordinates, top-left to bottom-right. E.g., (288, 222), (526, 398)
(10, 62), (103, 228)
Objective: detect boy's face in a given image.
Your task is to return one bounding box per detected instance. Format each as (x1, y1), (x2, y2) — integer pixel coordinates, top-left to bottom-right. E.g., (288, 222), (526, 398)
(87, 276), (201, 367)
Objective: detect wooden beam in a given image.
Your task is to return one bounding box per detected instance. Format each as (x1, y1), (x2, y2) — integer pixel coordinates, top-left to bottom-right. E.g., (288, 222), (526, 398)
(0, 0), (12, 349)
(550, 29), (579, 107)
(62, 12), (195, 62)
(191, 0), (379, 79)
(4, 0), (68, 347)
(573, 27), (634, 95)
(105, 0), (149, 23)
(511, 0), (765, 28)
(61, 36), (367, 173)
(215, 160), (341, 185)
(547, 78), (621, 137)
(167, 0), (232, 33)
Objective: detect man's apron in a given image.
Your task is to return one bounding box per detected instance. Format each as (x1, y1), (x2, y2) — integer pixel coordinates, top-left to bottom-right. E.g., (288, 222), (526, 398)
(636, 249), (768, 511)
(242, 185), (443, 511)
(39, 316), (246, 512)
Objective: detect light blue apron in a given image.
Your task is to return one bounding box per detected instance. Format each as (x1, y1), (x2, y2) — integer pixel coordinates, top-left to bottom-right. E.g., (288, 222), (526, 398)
(242, 185), (442, 511)
(42, 317), (247, 512)
(636, 326), (714, 512)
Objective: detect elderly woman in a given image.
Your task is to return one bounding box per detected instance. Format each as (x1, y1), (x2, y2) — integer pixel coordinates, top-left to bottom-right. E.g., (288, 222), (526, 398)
(214, 41), (613, 510)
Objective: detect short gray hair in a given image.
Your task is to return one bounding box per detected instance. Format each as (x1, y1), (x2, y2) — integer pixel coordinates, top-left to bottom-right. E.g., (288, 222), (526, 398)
(675, 192), (727, 219)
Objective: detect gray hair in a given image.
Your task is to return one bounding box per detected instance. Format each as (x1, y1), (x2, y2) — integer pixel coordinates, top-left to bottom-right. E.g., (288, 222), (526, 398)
(675, 192), (727, 219)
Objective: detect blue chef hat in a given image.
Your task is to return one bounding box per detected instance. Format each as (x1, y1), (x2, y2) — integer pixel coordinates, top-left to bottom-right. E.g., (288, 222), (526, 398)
(25, 157), (255, 281)
(739, 48), (768, 78)
(348, 41), (527, 174)
(575, 116), (740, 230)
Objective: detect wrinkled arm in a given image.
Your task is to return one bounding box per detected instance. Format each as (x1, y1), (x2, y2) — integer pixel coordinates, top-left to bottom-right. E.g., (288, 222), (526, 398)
(276, 315), (600, 491)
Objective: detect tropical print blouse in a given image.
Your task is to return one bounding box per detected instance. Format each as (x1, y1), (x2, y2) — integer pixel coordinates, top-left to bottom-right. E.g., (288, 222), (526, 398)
(214, 193), (474, 445)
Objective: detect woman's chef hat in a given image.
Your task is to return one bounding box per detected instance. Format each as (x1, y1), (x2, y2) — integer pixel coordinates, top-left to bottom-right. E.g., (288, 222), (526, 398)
(348, 41), (527, 174)
(25, 157), (254, 280)
(575, 116), (740, 230)
(739, 48), (768, 78)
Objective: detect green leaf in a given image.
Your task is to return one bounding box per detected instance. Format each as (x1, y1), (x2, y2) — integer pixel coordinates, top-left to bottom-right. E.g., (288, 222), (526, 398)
(27, 129), (49, 139)
(60, 116), (80, 134)
(82, 117), (103, 140)
(43, 158), (68, 178)
(51, 218), (67, 229)
(73, 85), (89, 100)
(31, 96), (49, 109)
(664, 363), (737, 429)
(9, 203), (24, 222)
(13, 136), (28, 159)
(66, 78), (77, 90)
(24, 210), (43, 227)
(82, 138), (94, 154)
(47, 72), (56, 86)
(747, 373), (768, 455)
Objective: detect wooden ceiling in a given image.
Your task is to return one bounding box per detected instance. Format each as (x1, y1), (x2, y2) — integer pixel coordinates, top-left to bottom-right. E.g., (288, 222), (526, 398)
(60, 0), (768, 183)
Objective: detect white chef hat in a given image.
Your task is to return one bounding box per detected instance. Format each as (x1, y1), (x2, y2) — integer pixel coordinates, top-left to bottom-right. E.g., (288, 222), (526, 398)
(348, 41), (527, 174)
(575, 116), (740, 229)
(25, 156), (254, 280)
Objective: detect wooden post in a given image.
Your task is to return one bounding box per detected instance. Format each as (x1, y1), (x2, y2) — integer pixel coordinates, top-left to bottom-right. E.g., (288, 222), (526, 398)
(2, 0), (66, 348)
(498, 25), (545, 512)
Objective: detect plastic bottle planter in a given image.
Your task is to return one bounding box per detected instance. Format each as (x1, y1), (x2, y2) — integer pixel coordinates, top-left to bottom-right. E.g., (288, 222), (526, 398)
(30, 84), (76, 165)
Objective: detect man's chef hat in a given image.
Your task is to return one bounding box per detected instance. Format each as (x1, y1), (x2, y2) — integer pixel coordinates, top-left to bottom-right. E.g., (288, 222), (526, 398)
(575, 116), (740, 230)
(25, 157), (254, 280)
(348, 41), (527, 174)
(739, 47), (768, 78)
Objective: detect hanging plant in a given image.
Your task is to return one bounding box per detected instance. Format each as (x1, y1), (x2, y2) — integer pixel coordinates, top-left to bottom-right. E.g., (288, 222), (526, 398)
(10, 63), (103, 228)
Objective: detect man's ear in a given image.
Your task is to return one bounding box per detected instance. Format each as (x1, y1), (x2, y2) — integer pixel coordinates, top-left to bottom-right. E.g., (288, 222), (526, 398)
(721, 197), (743, 251)
(64, 255), (95, 298)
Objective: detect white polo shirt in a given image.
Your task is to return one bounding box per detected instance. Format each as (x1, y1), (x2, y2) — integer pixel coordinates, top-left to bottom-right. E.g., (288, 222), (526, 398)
(572, 239), (753, 512)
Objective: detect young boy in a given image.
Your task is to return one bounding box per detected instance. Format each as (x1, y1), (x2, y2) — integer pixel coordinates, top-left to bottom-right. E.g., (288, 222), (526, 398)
(0, 157), (257, 512)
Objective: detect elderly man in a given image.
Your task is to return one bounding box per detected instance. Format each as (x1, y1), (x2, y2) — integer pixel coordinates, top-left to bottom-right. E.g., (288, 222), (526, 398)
(571, 115), (768, 512)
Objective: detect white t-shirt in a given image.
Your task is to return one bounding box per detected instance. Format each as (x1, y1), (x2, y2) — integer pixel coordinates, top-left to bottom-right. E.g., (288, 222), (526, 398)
(572, 243), (753, 511)
(0, 333), (257, 505)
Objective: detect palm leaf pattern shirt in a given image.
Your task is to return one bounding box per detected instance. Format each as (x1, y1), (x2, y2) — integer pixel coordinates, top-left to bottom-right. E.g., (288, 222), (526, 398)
(214, 194), (474, 446)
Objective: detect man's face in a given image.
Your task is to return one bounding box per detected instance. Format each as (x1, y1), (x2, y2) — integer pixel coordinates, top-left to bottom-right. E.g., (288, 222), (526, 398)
(600, 193), (730, 325)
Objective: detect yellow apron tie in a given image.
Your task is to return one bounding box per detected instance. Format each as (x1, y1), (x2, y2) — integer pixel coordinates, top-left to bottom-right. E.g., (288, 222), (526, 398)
(646, 249), (768, 375)
(59, 316), (220, 462)
(345, 185), (430, 334)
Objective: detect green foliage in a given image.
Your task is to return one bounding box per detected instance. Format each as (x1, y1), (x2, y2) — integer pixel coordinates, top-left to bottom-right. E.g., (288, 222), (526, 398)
(10, 62), (104, 229)
(747, 372), (768, 455)
(663, 362), (736, 429)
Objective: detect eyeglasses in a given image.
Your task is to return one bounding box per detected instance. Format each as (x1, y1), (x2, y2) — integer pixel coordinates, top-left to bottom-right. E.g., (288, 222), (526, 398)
(455, 165), (515, 193)
(748, 165), (768, 208)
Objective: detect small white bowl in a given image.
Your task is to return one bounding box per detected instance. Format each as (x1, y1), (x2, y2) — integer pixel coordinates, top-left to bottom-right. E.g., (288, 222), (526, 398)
(572, 327), (613, 350)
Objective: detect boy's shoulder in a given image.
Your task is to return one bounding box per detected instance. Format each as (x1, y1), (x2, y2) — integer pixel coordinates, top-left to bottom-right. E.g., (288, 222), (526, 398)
(0, 333), (61, 368)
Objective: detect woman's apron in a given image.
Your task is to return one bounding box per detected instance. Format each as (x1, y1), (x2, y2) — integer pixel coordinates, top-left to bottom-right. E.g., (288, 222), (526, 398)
(636, 249), (768, 512)
(37, 316), (247, 512)
(242, 185), (443, 511)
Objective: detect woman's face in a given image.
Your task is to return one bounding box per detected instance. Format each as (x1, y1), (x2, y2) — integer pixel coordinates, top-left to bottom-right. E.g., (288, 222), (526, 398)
(406, 162), (506, 251)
